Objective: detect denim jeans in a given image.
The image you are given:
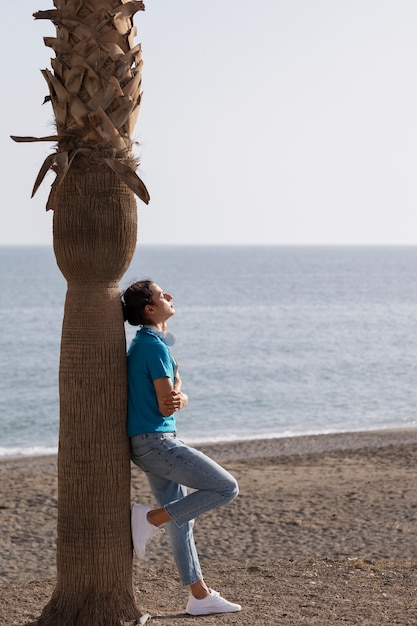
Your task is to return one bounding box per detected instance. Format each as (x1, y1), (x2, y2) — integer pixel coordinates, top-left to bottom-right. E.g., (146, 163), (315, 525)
(130, 432), (239, 586)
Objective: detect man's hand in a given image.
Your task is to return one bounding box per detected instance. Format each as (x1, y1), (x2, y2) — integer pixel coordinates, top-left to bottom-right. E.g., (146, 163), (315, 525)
(161, 390), (188, 413)
(154, 376), (188, 416)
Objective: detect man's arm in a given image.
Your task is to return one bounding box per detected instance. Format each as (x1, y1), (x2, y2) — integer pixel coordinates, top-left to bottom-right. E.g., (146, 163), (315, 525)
(154, 376), (188, 416)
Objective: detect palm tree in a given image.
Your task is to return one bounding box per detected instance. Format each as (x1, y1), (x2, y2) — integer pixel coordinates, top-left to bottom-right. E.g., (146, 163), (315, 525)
(12, 1), (150, 623)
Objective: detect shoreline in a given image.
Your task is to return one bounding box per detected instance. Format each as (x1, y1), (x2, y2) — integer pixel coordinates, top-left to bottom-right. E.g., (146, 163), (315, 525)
(1, 426), (417, 468)
(195, 426), (417, 462)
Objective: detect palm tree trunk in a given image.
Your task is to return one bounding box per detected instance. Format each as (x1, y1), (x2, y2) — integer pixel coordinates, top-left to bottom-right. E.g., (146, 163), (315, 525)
(36, 162), (144, 625)
(11, 1), (151, 619)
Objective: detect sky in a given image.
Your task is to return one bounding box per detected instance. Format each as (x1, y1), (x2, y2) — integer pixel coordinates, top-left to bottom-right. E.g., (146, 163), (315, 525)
(2, 1), (417, 246)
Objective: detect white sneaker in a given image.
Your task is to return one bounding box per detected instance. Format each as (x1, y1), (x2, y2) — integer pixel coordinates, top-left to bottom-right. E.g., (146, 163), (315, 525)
(186, 589), (242, 616)
(131, 503), (162, 559)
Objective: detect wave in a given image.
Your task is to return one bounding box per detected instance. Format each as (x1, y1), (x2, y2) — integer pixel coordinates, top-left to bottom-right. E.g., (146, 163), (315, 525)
(0, 445), (58, 458)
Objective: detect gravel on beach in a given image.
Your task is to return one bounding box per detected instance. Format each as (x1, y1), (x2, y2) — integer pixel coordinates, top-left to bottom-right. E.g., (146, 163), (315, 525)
(1, 429), (417, 625)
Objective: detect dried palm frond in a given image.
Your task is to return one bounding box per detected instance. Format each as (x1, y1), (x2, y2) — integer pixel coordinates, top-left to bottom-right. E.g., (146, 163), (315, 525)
(11, 0), (149, 205)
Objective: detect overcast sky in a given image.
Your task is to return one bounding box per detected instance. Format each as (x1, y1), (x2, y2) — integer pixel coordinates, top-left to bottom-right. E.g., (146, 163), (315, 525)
(2, 1), (417, 246)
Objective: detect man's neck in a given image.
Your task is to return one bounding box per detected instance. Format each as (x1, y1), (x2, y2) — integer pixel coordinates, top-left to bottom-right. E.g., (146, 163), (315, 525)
(144, 323), (167, 332)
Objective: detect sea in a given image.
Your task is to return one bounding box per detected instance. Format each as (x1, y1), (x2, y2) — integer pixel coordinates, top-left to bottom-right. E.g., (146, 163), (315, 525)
(1, 244), (417, 458)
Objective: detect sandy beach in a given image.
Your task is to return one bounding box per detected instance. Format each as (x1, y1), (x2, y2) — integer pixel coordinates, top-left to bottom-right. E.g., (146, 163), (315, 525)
(1, 429), (417, 625)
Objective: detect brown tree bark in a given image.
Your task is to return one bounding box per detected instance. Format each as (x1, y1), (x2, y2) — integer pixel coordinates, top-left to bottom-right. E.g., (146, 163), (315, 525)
(11, 1), (151, 618)
(36, 163), (146, 625)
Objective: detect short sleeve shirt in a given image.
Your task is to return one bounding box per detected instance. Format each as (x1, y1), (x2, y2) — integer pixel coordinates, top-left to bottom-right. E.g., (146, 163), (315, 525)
(127, 328), (176, 436)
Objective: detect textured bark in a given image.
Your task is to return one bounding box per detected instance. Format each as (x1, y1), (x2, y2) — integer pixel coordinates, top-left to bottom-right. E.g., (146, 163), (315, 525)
(12, 2), (151, 620)
(34, 164), (145, 625)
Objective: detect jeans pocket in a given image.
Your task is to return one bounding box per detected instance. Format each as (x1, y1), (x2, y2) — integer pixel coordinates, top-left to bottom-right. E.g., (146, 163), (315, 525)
(131, 443), (176, 475)
(130, 437), (155, 465)
(131, 447), (156, 472)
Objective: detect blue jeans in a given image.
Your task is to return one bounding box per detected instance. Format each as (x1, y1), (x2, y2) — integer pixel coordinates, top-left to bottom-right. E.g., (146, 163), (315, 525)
(130, 432), (239, 586)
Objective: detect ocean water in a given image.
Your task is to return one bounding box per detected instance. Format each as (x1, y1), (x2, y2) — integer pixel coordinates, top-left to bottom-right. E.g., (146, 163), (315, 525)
(1, 245), (417, 457)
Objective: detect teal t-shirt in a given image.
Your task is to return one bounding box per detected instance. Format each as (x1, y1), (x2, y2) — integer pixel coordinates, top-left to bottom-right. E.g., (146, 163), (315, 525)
(127, 327), (177, 436)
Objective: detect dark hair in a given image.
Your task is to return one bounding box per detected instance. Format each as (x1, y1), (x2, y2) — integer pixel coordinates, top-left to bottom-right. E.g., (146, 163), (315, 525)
(121, 279), (155, 326)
